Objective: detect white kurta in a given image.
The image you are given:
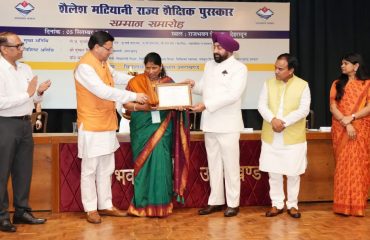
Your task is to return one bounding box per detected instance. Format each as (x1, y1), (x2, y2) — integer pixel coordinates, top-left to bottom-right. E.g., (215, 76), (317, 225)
(117, 104), (130, 133)
(74, 64), (135, 158)
(258, 81), (311, 176)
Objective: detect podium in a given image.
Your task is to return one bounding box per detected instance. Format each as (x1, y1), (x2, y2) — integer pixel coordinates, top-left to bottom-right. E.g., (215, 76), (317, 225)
(13, 131), (339, 213)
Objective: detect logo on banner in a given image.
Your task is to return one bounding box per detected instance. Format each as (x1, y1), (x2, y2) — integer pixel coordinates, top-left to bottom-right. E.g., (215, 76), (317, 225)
(256, 6), (274, 20)
(15, 1), (35, 16)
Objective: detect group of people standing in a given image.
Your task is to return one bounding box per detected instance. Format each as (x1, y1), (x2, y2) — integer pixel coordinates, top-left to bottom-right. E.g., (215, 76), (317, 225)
(0, 30), (369, 233)
(74, 30), (247, 223)
(74, 31), (191, 223)
(257, 52), (369, 219)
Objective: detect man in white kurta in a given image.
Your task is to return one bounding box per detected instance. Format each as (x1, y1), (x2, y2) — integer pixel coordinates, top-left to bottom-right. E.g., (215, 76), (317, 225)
(75, 64), (134, 159)
(191, 32), (247, 217)
(258, 53), (311, 219)
(74, 31), (147, 224)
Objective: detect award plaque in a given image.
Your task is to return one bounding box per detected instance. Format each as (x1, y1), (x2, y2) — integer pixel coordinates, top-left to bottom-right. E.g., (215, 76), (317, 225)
(156, 83), (192, 110)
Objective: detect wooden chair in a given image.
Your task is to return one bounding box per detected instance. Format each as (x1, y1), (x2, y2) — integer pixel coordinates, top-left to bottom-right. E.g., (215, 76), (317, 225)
(31, 111), (48, 133)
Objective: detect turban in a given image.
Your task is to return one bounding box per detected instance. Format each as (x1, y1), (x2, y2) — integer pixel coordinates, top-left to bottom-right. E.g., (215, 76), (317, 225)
(211, 32), (239, 52)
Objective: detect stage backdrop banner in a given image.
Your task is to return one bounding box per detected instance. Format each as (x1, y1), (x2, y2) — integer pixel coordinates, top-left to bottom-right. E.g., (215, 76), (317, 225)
(0, 1), (289, 109)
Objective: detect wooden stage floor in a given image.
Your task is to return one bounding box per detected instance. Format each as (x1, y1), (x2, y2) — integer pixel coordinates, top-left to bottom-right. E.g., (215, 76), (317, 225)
(1, 202), (369, 240)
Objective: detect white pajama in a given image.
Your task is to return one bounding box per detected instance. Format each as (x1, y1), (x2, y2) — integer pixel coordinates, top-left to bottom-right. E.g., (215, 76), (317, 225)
(205, 132), (240, 208)
(268, 173), (301, 209)
(78, 124), (120, 212)
(81, 153), (115, 211)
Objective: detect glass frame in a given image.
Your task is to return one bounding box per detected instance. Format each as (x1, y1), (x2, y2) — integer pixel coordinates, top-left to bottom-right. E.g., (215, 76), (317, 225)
(155, 83), (192, 110)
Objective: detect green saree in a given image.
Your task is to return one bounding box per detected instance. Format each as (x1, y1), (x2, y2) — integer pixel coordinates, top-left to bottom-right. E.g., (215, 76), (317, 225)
(126, 74), (189, 217)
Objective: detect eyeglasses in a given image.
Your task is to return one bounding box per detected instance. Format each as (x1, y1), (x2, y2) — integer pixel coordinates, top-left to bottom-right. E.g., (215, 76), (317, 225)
(101, 45), (113, 52)
(5, 42), (24, 50)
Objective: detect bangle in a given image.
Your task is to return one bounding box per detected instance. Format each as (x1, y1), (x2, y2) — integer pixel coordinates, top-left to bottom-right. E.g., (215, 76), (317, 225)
(133, 103), (137, 111)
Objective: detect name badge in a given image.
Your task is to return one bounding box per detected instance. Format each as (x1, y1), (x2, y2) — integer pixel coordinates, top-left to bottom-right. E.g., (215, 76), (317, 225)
(151, 111), (161, 124)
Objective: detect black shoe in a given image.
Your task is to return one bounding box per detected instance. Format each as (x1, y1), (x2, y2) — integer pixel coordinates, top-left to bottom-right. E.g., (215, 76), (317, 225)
(224, 207), (239, 217)
(287, 208), (301, 219)
(0, 219), (16, 232)
(198, 205), (224, 215)
(265, 207), (284, 217)
(13, 212), (47, 224)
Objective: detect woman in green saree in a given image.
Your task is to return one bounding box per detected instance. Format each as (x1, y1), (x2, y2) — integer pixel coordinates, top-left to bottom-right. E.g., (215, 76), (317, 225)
(123, 52), (189, 217)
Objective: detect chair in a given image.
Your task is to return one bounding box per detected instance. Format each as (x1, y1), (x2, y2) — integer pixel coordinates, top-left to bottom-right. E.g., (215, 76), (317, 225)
(31, 111), (48, 133)
(307, 110), (315, 129)
(189, 111), (202, 131)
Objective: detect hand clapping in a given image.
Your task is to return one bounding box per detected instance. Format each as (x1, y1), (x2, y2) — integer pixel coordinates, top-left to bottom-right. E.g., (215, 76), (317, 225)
(37, 79), (52, 96)
(27, 76), (38, 97)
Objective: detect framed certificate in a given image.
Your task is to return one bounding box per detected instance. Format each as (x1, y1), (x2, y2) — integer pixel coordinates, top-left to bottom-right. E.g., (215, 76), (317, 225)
(156, 83), (192, 110)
